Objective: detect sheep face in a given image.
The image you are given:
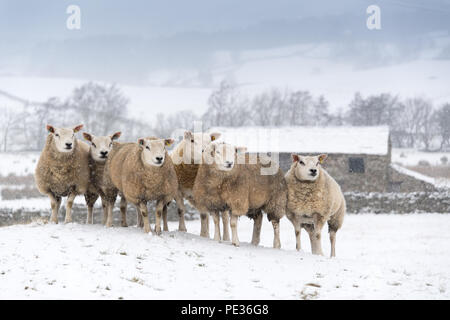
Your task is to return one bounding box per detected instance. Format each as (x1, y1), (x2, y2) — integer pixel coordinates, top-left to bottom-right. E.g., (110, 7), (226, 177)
(83, 132), (121, 162)
(205, 142), (247, 172)
(46, 124), (83, 153)
(183, 131), (221, 164)
(138, 137), (174, 167)
(292, 154), (327, 181)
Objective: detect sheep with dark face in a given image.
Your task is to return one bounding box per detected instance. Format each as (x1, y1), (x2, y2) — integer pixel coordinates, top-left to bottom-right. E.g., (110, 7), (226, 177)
(193, 142), (287, 248)
(103, 137), (179, 234)
(285, 154), (346, 257)
(35, 124), (89, 223)
(83, 131), (122, 225)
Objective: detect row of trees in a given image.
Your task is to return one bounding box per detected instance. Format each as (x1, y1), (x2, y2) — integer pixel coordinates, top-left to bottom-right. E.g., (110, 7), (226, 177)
(1, 81), (449, 152)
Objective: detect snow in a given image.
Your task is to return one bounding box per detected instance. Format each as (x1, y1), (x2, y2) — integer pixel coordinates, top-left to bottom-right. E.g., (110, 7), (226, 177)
(392, 148), (450, 167)
(0, 214), (449, 299)
(0, 76), (210, 124)
(0, 152), (39, 177)
(2, 46), (450, 122)
(391, 164), (436, 185)
(210, 126), (390, 155)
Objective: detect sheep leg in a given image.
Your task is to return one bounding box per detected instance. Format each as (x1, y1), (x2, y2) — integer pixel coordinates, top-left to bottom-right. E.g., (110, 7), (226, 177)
(175, 193), (187, 232)
(200, 213), (210, 238)
(48, 194), (60, 224)
(100, 196), (107, 225)
(329, 230), (337, 258)
(120, 197), (128, 227)
(105, 202), (114, 227)
(85, 193), (98, 224)
(272, 219), (281, 249)
(251, 211), (263, 246)
(295, 223), (302, 251)
(212, 212), (221, 242)
(289, 215), (302, 251)
(230, 214), (240, 247)
(136, 205), (144, 228)
(64, 193), (76, 223)
(154, 200), (164, 235)
(139, 202), (151, 234)
(311, 214), (326, 256)
(162, 204), (169, 232)
(222, 210), (230, 242)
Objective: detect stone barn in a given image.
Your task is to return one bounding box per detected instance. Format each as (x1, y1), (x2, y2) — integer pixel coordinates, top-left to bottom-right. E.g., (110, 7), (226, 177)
(211, 126), (435, 193)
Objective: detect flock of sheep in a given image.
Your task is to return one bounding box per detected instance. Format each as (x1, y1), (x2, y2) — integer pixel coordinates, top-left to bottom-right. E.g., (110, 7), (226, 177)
(34, 125), (346, 257)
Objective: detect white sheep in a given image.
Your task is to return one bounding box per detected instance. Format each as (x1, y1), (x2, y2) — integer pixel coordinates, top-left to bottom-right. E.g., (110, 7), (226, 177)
(35, 124), (90, 223)
(285, 154), (346, 257)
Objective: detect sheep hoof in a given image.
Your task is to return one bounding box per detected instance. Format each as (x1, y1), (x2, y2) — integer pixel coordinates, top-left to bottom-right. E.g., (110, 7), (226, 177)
(178, 227), (187, 232)
(232, 242), (240, 247)
(121, 223), (128, 227)
(155, 229), (162, 236)
(64, 219), (72, 224)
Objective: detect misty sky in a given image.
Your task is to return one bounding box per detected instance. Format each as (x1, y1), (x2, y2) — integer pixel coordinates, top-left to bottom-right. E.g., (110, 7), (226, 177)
(2, 0), (449, 41)
(1, 0), (450, 84)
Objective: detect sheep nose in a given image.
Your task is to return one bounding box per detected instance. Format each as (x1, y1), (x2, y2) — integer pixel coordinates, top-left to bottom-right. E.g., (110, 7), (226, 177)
(310, 169), (317, 174)
(225, 161), (233, 167)
(100, 151), (108, 156)
(155, 157), (163, 162)
(65, 142), (72, 148)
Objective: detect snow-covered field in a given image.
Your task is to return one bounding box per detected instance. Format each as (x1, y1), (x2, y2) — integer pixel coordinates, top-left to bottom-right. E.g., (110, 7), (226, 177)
(0, 214), (449, 299)
(392, 148), (450, 167)
(2, 44), (450, 122)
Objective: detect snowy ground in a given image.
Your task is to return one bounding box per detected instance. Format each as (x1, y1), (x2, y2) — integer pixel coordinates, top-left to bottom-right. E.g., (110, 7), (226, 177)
(392, 148), (450, 167)
(0, 214), (449, 299)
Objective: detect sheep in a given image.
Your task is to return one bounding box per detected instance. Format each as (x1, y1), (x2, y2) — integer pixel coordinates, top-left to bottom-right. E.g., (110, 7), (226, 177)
(35, 124), (89, 224)
(169, 131), (225, 236)
(82, 131), (122, 225)
(285, 154), (346, 257)
(193, 142), (287, 248)
(103, 137), (179, 234)
(100, 141), (134, 228)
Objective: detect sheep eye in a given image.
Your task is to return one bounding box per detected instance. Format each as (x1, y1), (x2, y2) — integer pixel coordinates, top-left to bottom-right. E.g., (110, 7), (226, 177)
(299, 161), (305, 166)
(146, 146), (150, 150)
(92, 143), (96, 148)
(191, 139), (194, 143)
(109, 142), (113, 147)
(55, 134), (59, 137)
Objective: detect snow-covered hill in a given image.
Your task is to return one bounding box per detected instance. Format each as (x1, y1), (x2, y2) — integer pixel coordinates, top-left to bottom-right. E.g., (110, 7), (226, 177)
(0, 214), (448, 299)
(2, 44), (450, 123)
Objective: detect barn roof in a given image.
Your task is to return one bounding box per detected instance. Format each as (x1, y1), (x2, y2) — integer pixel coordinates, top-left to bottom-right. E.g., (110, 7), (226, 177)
(209, 126), (390, 155)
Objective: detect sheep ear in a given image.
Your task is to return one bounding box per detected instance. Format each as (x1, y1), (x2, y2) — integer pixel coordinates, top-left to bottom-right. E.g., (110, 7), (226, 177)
(164, 138), (175, 147)
(111, 132), (121, 141)
(46, 125), (55, 134)
(83, 132), (93, 142)
(236, 146), (247, 154)
(184, 131), (193, 140)
(73, 124), (83, 133)
(292, 154), (299, 162)
(210, 132), (221, 141)
(138, 138), (145, 146)
(318, 154), (328, 164)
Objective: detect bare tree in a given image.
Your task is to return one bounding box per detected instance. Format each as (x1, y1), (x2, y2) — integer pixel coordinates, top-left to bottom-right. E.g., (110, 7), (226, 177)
(435, 103), (450, 150)
(0, 107), (21, 152)
(202, 80), (250, 128)
(66, 82), (129, 135)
